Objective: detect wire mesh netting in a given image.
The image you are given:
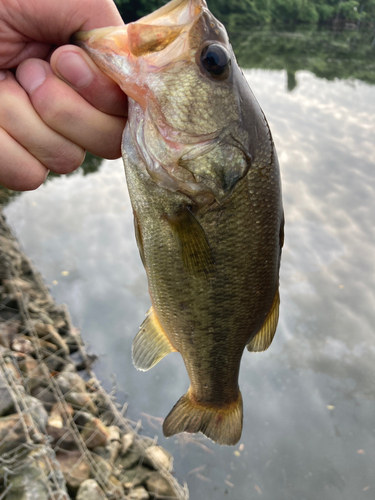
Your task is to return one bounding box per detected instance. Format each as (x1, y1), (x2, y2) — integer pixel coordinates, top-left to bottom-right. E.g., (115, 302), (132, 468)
(0, 211), (189, 500)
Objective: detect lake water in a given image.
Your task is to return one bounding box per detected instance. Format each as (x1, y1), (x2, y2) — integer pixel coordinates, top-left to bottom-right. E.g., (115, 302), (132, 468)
(3, 27), (375, 500)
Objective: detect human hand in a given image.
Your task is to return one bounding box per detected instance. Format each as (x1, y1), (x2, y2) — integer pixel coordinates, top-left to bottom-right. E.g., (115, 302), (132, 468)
(0, 0), (128, 191)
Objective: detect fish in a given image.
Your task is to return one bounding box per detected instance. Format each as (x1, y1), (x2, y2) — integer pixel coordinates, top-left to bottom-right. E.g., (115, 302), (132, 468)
(74, 0), (284, 446)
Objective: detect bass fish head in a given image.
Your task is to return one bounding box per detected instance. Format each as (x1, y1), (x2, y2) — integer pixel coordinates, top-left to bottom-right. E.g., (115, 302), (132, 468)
(75, 0), (272, 205)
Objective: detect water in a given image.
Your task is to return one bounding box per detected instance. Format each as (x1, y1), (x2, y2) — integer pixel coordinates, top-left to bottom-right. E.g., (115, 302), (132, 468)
(3, 27), (375, 499)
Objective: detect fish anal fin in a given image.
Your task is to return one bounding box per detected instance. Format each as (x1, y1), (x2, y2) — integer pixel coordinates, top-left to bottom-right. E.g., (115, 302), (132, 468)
(163, 388), (243, 446)
(164, 208), (215, 278)
(247, 289), (280, 353)
(132, 307), (176, 371)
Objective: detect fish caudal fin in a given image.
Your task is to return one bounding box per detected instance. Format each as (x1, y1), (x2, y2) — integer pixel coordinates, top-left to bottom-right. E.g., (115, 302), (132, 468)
(132, 307), (177, 371)
(163, 389), (243, 446)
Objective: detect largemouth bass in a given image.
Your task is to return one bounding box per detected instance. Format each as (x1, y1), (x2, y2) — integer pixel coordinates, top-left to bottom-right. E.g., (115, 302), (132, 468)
(75, 0), (284, 446)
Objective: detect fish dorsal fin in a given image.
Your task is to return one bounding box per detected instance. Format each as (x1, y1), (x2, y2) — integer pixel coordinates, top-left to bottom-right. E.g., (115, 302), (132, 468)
(132, 307), (177, 371)
(164, 208), (215, 278)
(247, 289), (280, 352)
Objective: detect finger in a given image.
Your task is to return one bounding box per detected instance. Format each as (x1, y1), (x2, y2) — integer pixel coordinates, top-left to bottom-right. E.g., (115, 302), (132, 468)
(0, 69), (85, 175)
(17, 59), (126, 159)
(50, 46), (128, 117)
(0, 126), (48, 191)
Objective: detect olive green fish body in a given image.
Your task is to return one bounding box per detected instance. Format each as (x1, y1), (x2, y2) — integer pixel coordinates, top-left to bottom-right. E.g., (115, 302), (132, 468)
(75, 0), (283, 445)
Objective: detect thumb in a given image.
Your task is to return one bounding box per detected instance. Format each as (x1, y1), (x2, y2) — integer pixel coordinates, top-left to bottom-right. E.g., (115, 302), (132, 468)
(50, 46), (128, 117)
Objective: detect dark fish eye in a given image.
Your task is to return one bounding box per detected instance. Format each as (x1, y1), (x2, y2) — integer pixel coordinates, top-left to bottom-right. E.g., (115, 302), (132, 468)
(200, 44), (231, 79)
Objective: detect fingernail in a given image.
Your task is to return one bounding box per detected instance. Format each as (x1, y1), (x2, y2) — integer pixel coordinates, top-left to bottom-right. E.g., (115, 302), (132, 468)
(0, 70), (6, 81)
(56, 52), (93, 88)
(17, 61), (46, 94)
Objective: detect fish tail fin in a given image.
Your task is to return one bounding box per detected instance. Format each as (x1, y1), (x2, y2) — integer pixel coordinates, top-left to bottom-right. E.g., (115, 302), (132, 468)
(163, 388), (243, 446)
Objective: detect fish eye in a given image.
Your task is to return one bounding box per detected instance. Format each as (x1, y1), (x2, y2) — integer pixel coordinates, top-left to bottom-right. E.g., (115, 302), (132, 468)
(200, 44), (231, 80)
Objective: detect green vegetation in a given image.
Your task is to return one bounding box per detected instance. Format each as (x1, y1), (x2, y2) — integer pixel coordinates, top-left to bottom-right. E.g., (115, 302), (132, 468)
(112, 1), (375, 87)
(231, 26), (375, 87)
(114, 0), (375, 25)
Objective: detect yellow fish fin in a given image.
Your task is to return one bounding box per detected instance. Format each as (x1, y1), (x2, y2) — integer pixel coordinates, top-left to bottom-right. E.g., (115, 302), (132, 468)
(132, 307), (177, 371)
(163, 388), (243, 446)
(247, 289), (280, 352)
(165, 208), (215, 278)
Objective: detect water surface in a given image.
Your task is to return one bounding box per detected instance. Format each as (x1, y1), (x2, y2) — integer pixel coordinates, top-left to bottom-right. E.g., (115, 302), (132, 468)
(3, 28), (375, 500)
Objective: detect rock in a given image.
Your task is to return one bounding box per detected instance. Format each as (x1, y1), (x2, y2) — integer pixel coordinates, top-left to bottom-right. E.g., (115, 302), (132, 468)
(46, 403), (76, 449)
(106, 426), (122, 464)
(57, 371), (87, 394)
(99, 409), (117, 426)
(121, 433), (134, 456)
(118, 447), (143, 471)
(128, 486), (150, 500)
(92, 391), (110, 415)
(0, 374), (14, 416)
(73, 353), (97, 371)
(39, 338), (59, 353)
(4, 463), (49, 500)
(143, 446), (173, 472)
(63, 327), (82, 354)
(19, 394), (49, 433)
(76, 479), (107, 500)
(61, 362), (78, 373)
(119, 436), (155, 470)
(90, 453), (113, 484)
(64, 391), (97, 415)
(145, 472), (179, 499)
(0, 319), (19, 347)
(0, 329), (9, 347)
(18, 355), (48, 392)
(81, 418), (110, 449)
(2, 278), (33, 294)
(56, 450), (91, 493)
(74, 410), (94, 429)
(0, 414), (34, 454)
(2, 358), (22, 383)
(34, 323), (69, 358)
(10, 334), (34, 355)
(31, 386), (57, 411)
(91, 445), (110, 460)
(43, 353), (69, 372)
(120, 466), (151, 490)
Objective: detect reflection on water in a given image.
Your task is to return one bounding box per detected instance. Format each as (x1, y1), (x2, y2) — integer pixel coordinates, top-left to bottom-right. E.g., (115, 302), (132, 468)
(231, 27), (375, 88)
(3, 29), (375, 500)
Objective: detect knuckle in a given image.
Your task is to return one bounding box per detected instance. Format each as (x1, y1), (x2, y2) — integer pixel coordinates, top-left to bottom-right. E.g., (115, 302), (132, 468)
(32, 80), (73, 126)
(6, 166), (48, 192)
(0, 81), (28, 121)
(46, 144), (85, 175)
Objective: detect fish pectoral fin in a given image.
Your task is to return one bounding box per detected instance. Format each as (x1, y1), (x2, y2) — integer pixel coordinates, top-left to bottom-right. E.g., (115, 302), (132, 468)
(165, 208), (215, 278)
(163, 388), (243, 446)
(247, 289), (280, 353)
(133, 211), (146, 267)
(132, 307), (177, 371)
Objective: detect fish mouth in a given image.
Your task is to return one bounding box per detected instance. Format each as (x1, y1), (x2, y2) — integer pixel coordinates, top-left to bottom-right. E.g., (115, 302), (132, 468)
(73, 0), (209, 99)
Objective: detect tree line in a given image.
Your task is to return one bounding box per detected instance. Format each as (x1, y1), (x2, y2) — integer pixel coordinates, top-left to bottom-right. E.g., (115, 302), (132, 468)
(114, 0), (375, 26)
